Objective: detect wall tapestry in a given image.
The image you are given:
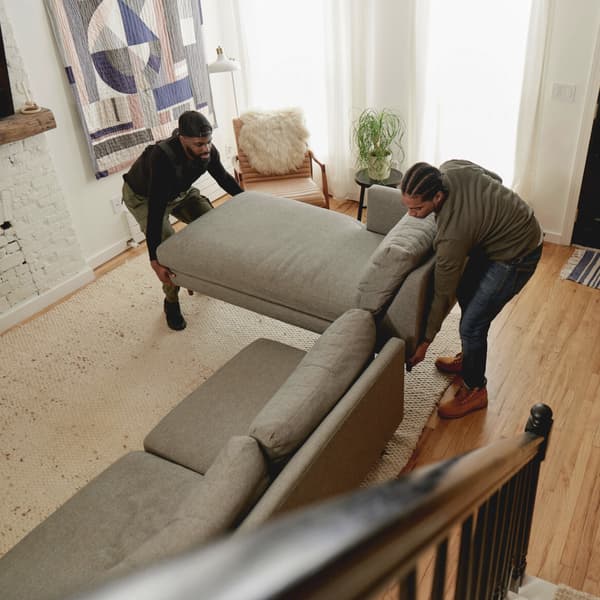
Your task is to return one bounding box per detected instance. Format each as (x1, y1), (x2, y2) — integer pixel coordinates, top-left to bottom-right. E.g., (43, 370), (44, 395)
(44, 0), (214, 179)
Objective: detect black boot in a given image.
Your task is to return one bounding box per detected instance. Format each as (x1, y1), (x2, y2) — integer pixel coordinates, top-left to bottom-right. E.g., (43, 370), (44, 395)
(163, 299), (186, 331)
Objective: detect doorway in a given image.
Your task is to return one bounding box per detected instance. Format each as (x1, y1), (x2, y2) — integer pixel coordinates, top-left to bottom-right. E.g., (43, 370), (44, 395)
(572, 90), (600, 249)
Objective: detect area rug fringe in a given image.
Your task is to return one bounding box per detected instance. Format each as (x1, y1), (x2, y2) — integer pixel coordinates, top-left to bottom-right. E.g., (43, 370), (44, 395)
(554, 584), (600, 600)
(0, 252), (459, 555)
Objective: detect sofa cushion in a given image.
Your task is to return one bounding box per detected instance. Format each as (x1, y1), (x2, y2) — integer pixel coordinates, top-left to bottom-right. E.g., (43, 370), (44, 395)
(356, 213), (436, 313)
(105, 436), (268, 579)
(248, 309), (376, 460)
(157, 193), (383, 321)
(0, 440), (267, 600)
(144, 338), (305, 474)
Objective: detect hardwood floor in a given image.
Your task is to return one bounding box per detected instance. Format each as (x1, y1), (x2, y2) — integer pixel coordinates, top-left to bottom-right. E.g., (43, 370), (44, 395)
(21, 196), (599, 594)
(400, 241), (600, 596)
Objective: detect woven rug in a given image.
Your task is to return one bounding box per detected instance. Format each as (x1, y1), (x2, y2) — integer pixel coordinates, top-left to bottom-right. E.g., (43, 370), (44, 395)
(554, 585), (600, 600)
(559, 246), (600, 289)
(0, 253), (459, 556)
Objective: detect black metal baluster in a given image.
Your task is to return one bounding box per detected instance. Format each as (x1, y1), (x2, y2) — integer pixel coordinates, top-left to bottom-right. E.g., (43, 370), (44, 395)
(472, 501), (490, 599)
(480, 490), (500, 599)
(491, 477), (515, 599)
(510, 404), (554, 592)
(510, 462), (536, 591)
(454, 514), (475, 600)
(430, 537), (448, 600)
(399, 568), (417, 600)
(504, 466), (527, 593)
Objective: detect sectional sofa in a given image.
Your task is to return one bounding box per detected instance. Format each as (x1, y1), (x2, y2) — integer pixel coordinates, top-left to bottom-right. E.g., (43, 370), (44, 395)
(0, 309), (405, 600)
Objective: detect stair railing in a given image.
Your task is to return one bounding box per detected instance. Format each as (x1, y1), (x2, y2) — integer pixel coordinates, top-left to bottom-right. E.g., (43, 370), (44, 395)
(79, 403), (553, 600)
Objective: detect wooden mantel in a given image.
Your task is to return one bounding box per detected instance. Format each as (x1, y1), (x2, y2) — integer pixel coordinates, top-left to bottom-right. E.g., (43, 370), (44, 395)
(0, 108), (56, 145)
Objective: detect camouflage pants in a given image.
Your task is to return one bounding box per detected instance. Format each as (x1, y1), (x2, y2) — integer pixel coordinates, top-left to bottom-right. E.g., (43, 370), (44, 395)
(122, 182), (212, 302)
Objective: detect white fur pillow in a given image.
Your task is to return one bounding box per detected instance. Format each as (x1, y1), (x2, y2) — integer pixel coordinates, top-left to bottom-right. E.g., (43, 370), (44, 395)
(239, 108), (309, 175)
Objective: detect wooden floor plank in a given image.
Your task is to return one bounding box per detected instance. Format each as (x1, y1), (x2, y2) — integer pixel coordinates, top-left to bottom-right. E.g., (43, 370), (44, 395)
(569, 445), (600, 589)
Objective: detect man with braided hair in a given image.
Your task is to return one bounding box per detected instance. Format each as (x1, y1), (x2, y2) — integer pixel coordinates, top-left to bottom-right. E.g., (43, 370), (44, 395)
(401, 160), (543, 419)
(123, 111), (242, 331)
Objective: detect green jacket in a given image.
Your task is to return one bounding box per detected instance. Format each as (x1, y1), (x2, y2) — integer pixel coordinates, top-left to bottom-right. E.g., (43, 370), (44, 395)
(425, 159), (542, 342)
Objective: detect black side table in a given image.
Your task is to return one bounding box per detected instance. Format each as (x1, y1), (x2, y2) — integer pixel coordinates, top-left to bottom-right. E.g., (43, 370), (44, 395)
(354, 168), (403, 221)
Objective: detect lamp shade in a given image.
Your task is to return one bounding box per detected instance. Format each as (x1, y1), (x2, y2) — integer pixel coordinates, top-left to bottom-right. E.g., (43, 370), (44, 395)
(207, 46), (241, 73)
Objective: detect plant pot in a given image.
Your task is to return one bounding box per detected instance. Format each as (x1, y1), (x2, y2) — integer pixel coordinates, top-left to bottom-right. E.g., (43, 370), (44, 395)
(367, 153), (392, 181)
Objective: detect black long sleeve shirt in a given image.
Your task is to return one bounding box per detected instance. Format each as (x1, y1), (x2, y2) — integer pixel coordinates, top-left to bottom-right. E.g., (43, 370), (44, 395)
(124, 137), (242, 260)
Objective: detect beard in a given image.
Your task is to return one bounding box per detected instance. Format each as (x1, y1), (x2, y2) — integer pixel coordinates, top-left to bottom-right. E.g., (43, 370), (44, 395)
(196, 155), (210, 168)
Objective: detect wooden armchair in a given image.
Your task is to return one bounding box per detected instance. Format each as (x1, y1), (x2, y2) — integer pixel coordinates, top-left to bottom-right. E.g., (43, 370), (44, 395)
(232, 117), (329, 209)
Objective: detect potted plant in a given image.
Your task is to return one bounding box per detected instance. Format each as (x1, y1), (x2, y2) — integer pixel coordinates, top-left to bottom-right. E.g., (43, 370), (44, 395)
(353, 108), (405, 181)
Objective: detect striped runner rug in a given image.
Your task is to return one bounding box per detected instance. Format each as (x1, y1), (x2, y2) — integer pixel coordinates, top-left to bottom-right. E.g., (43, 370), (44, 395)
(559, 247), (600, 289)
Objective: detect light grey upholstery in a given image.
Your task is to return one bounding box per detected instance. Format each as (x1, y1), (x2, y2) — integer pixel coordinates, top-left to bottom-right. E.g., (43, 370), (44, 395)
(157, 193), (382, 322)
(144, 338), (305, 474)
(0, 438), (268, 600)
(240, 336), (405, 528)
(249, 309), (376, 459)
(356, 213), (436, 314)
(366, 184), (409, 235)
(0, 306), (406, 600)
(157, 188), (439, 357)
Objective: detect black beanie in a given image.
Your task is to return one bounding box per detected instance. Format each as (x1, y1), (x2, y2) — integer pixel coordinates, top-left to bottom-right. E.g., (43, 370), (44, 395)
(178, 111), (213, 137)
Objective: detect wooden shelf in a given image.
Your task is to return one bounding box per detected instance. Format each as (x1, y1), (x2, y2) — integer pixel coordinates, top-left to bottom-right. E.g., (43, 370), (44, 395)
(0, 108), (56, 145)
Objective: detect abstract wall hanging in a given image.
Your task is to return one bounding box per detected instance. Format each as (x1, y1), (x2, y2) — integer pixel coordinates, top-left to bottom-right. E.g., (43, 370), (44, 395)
(45, 0), (214, 179)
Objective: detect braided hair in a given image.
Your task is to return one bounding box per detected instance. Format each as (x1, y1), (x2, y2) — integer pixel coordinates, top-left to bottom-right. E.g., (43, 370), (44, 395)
(400, 162), (447, 200)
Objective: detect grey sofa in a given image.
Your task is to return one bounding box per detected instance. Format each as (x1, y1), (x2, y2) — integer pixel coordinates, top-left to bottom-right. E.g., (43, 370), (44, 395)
(157, 186), (438, 356)
(0, 309), (405, 600)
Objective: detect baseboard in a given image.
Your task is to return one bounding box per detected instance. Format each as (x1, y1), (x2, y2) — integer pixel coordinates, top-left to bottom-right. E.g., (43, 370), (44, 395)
(543, 230), (567, 245)
(87, 239), (131, 270)
(0, 267), (95, 334)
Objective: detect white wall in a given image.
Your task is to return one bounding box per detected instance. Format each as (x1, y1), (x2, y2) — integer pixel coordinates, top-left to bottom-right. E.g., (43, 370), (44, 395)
(4, 0), (129, 268)
(528, 1), (600, 243)
(3, 0), (239, 269)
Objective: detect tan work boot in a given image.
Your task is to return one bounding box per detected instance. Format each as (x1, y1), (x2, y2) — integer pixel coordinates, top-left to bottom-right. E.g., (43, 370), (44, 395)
(438, 381), (488, 419)
(435, 352), (463, 374)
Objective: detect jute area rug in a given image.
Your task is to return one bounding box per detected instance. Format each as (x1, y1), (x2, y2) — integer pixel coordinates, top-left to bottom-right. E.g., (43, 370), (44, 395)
(0, 253), (459, 557)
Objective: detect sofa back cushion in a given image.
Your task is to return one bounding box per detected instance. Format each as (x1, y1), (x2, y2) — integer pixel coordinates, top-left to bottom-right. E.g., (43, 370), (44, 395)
(105, 437), (269, 578)
(248, 309), (375, 460)
(356, 213), (436, 314)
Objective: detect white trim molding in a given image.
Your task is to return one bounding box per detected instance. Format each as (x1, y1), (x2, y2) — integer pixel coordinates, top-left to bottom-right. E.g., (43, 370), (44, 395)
(0, 267), (94, 334)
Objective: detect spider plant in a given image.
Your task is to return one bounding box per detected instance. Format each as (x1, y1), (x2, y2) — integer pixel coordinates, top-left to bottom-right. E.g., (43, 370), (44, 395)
(353, 108), (405, 180)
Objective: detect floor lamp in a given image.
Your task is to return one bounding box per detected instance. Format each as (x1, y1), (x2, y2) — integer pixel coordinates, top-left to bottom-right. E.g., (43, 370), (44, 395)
(207, 46), (241, 117)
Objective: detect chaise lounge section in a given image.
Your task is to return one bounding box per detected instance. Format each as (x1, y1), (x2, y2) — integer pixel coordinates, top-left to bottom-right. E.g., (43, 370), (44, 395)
(157, 185), (438, 356)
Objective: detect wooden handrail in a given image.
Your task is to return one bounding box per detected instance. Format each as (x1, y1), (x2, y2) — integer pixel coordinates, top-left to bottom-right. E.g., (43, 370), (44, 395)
(78, 404), (553, 600)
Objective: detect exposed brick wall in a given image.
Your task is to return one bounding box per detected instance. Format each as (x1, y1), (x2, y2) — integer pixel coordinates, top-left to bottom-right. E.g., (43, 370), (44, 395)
(0, 1), (86, 315)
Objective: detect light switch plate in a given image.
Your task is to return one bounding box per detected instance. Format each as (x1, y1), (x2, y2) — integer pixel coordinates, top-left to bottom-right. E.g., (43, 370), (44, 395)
(552, 83), (576, 103)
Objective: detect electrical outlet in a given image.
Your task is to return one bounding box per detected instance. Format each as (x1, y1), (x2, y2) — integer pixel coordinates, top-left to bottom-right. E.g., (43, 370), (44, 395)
(111, 195), (123, 214)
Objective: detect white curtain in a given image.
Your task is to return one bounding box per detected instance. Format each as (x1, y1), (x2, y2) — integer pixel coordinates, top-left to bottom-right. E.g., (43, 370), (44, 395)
(229, 0), (539, 196)
(512, 0), (554, 200)
(416, 0), (534, 184)
(233, 0), (378, 199)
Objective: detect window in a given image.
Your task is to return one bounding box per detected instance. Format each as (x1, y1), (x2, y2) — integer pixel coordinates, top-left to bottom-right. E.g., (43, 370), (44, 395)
(419, 0), (533, 183)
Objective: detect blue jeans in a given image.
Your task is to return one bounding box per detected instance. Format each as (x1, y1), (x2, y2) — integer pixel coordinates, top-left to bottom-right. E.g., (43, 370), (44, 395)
(457, 244), (542, 389)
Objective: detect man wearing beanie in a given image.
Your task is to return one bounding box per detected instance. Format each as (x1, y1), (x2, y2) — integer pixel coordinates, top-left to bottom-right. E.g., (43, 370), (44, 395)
(122, 110), (242, 331)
